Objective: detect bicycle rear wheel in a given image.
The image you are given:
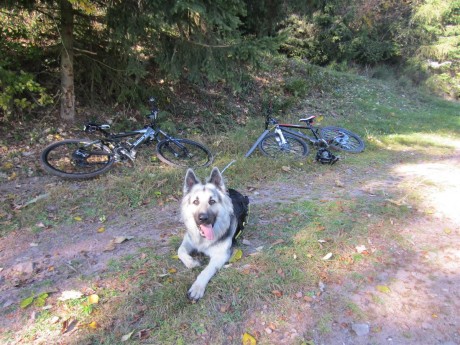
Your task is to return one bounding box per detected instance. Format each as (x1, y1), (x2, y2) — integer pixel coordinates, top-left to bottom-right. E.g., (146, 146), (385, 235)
(40, 139), (115, 179)
(156, 138), (213, 168)
(259, 132), (309, 158)
(320, 126), (365, 153)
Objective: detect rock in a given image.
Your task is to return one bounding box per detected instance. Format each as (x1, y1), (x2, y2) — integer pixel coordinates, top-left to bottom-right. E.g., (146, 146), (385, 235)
(352, 323), (370, 336)
(11, 261), (36, 275)
(335, 179), (345, 188)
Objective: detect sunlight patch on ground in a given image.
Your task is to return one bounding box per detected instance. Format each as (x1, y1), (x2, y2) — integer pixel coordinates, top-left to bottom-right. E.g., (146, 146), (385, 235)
(394, 157), (460, 224)
(378, 133), (460, 152)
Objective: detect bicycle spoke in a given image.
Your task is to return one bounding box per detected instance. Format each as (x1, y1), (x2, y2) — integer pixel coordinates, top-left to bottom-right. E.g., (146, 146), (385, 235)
(320, 126), (365, 153)
(259, 133), (309, 158)
(41, 140), (114, 178)
(156, 139), (213, 167)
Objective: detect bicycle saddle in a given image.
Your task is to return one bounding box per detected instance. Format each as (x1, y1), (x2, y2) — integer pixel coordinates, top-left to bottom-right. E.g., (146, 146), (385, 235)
(299, 116), (316, 123)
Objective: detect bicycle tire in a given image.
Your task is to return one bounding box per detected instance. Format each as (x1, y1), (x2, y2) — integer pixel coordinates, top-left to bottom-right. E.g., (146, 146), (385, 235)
(320, 126), (365, 153)
(258, 132), (309, 158)
(40, 139), (115, 179)
(156, 138), (213, 168)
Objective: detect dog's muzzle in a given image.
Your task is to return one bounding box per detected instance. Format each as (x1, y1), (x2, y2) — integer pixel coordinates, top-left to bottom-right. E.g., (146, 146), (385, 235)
(196, 213), (215, 240)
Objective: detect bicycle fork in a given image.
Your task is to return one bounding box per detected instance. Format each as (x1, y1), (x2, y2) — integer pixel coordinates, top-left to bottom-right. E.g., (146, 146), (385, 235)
(274, 127), (289, 148)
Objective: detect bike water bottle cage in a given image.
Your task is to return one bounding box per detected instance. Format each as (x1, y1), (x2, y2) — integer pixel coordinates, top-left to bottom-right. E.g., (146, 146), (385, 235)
(299, 116), (316, 124)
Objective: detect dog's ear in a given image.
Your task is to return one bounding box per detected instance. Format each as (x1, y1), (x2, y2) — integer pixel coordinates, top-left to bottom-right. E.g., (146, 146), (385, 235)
(208, 167), (226, 191)
(184, 169), (200, 194)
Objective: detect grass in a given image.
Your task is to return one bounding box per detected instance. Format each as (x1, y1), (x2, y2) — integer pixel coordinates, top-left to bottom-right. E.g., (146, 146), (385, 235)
(1, 58), (460, 344)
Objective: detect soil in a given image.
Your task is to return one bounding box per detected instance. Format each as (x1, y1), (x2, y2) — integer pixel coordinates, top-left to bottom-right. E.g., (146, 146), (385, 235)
(1, 144), (459, 345)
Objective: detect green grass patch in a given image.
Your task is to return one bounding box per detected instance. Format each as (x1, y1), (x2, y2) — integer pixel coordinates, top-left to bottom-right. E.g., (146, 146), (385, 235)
(2, 58), (460, 344)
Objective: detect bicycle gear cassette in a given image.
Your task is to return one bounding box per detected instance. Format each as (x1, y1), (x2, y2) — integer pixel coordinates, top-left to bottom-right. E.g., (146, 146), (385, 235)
(315, 148), (339, 165)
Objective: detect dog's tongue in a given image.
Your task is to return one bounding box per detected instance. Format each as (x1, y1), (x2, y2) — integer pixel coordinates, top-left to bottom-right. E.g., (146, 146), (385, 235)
(200, 224), (214, 240)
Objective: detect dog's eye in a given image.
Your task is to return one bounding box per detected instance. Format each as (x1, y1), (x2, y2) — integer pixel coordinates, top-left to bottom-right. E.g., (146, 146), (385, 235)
(193, 199), (199, 205)
(209, 199), (216, 205)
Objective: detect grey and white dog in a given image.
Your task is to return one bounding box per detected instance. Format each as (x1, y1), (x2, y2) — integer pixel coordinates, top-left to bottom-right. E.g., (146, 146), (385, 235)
(178, 167), (246, 301)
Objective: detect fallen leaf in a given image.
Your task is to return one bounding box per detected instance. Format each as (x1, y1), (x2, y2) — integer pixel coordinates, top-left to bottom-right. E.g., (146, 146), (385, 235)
(156, 178), (168, 187)
(74, 216), (82, 221)
(121, 331), (135, 342)
(2, 162), (13, 170)
(385, 198), (406, 206)
(242, 332), (257, 345)
(272, 290), (283, 298)
(229, 249), (243, 263)
(355, 245), (367, 253)
(113, 236), (134, 244)
(444, 228), (452, 234)
(20, 296), (34, 309)
(8, 172), (17, 180)
(58, 290), (83, 301)
(270, 239), (284, 248)
(87, 294), (99, 305)
(168, 268), (177, 274)
(281, 166), (291, 172)
(34, 293), (49, 307)
(219, 303), (231, 313)
(376, 285), (391, 294)
(322, 252), (333, 260)
(61, 318), (78, 334)
(138, 329), (150, 340)
(97, 227), (105, 233)
(50, 316), (60, 324)
(88, 321), (98, 329)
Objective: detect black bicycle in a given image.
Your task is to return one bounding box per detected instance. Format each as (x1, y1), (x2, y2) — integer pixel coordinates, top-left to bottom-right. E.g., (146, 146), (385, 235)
(245, 111), (365, 164)
(40, 98), (214, 179)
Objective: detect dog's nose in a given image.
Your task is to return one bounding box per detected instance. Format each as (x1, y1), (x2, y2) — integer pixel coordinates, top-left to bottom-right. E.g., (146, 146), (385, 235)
(198, 213), (208, 222)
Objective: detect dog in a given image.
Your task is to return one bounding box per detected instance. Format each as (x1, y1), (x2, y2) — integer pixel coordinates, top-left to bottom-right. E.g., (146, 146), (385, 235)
(178, 167), (249, 301)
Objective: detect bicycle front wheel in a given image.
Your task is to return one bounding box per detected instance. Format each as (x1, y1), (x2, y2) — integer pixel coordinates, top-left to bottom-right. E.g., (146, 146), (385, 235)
(259, 132), (309, 158)
(156, 138), (213, 168)
(40, 139), (115, 179)
(320, 126), (365, 153)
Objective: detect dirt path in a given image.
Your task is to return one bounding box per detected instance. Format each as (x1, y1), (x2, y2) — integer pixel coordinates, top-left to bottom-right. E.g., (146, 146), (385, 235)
(1, 148), (459, 344)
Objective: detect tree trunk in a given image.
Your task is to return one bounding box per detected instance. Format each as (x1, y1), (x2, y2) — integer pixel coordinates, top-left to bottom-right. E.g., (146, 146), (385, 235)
(60, 0), (75, 122)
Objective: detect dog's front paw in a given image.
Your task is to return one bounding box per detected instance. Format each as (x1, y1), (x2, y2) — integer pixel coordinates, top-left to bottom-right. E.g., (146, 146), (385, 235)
(187, 282), (206, 301)
(181, 257), (201, 269)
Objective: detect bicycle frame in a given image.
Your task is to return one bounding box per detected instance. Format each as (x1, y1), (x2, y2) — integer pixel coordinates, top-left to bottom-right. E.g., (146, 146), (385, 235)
(82, 100), (190, 162)
(244, 117), (325, 158)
